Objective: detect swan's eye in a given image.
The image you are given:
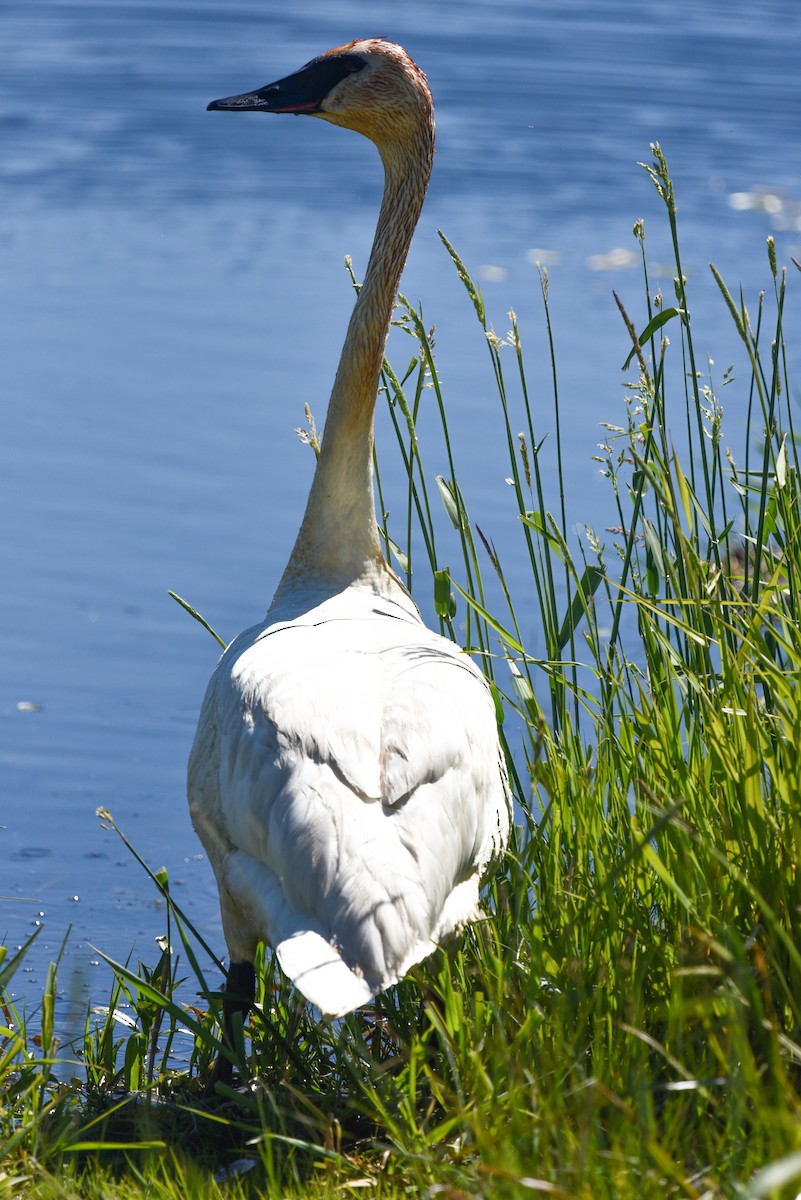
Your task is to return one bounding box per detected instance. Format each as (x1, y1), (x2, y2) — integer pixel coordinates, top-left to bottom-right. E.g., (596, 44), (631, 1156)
(305, 53), (368, 94)
(339, 56), (367, 75)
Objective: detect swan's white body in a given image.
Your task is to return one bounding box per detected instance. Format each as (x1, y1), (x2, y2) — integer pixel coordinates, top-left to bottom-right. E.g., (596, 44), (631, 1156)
(190, 582), (507, 1015)
(190, 39), (510, 1021)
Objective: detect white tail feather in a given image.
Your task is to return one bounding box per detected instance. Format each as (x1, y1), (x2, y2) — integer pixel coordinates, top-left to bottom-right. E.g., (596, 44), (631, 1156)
(276, 931), (374, 1017)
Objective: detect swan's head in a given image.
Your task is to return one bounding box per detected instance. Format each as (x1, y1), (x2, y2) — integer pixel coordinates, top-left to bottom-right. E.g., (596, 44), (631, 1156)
(207, 39), (433, 151)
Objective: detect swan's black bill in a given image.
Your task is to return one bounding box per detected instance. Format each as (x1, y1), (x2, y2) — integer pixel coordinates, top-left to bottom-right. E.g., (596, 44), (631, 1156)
(207, 52), (367, 116)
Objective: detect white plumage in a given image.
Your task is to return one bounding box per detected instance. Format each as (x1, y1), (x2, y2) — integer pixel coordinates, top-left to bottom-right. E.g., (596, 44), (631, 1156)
(190, 39), (510, 1054)
(191, 585), (507, 1017)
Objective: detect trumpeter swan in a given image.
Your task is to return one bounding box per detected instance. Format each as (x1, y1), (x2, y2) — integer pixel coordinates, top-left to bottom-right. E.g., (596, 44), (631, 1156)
(190, 39), (510, 1084)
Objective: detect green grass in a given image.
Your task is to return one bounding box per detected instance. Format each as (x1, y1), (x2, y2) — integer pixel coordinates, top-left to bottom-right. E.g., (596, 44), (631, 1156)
(3, 144), (801, 1198)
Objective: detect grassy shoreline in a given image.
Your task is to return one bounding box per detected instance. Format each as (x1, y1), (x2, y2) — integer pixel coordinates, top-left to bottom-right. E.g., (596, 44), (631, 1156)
(3, 145), (801, 1198)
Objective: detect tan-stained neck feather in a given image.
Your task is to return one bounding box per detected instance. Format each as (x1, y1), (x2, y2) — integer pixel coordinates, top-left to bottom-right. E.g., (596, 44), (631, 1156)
(272, 87), (435, 605)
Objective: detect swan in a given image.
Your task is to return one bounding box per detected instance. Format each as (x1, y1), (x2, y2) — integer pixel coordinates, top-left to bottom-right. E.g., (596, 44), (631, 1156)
(190, 39), (511, 1082)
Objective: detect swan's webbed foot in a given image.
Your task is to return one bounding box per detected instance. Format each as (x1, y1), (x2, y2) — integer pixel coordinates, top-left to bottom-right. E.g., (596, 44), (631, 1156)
(206, 959), (256, 1093)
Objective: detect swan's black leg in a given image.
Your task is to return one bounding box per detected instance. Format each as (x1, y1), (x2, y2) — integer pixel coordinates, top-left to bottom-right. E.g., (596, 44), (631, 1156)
(207, 959), (255, 1091)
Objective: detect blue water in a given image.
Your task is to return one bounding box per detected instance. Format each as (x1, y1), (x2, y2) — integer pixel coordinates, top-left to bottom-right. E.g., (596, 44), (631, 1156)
(2, 0), (799, 1017)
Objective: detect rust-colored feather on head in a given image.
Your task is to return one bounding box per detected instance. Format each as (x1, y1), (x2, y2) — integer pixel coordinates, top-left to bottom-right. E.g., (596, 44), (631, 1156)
(312, 39), (434, 155)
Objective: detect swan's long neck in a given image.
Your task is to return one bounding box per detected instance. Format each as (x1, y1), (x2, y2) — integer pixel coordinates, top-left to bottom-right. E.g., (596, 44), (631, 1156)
(271, 121), (434, 608)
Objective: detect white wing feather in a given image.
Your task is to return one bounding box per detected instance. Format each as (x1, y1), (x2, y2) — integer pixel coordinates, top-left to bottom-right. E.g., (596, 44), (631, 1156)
(188, 585), (510, 1017)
